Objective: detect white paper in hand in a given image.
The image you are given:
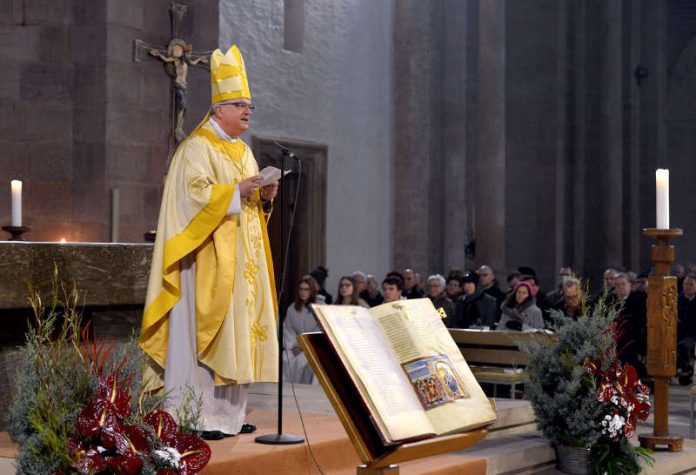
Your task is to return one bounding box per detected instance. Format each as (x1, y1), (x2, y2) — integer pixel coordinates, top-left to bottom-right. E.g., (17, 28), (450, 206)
(259, 166), (291, 186)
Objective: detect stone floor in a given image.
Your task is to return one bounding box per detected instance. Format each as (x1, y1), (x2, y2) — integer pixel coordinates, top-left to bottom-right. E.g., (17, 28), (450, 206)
(2, 381), (696, 474)
(248, 381), (696, 474)
(252, 380), (696, 439)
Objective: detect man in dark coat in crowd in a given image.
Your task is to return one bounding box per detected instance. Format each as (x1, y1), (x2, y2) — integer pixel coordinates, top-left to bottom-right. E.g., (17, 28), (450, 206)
(402, 268), (426, 299)
(450, 272), (498, 329)
(613, 273), (648, 378)
(476, 265), (505, 318)
(677, 274), (696, 384)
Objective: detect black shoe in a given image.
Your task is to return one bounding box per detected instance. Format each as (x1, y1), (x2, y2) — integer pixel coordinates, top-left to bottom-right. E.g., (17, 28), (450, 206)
(200, 430), (226, 440)
(240, 423), (257, 434)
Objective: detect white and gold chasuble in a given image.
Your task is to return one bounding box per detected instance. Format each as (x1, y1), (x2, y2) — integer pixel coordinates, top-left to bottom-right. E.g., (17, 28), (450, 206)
(140, 120), (278, 391)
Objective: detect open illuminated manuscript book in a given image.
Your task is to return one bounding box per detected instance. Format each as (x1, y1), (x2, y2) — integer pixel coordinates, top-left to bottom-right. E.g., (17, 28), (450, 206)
(310, 298), (497, 445)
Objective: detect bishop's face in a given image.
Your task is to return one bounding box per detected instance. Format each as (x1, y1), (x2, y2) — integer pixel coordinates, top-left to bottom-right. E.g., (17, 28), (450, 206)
(213, 98), (253, 137)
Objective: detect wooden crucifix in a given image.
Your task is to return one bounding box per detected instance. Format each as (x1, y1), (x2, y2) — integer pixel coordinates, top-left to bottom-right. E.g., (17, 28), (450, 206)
(132, 3), (212, 146)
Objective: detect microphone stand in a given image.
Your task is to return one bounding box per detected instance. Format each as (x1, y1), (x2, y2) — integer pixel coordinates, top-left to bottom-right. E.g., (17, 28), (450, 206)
(255, 143), (304, 445)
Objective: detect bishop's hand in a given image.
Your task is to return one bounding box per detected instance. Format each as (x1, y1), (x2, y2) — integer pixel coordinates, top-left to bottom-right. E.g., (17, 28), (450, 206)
(239, 175), (262, 199)
(260, 181), (278, 201)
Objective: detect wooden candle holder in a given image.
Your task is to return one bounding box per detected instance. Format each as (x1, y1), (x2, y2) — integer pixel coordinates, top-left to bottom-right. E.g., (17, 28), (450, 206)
(639, 228), (683, 452)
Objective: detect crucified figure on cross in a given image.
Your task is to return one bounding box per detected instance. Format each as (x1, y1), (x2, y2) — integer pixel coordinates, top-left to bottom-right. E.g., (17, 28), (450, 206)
(149, 39), (208, 142)
(132, 3), (211, 149)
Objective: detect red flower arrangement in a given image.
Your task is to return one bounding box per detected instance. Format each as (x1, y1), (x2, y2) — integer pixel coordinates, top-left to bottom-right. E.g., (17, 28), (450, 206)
(584, 319), (654, 474)
(55, 324), (211, 475)
(66, 374), (210, 475)
(586, 358), (651, 440)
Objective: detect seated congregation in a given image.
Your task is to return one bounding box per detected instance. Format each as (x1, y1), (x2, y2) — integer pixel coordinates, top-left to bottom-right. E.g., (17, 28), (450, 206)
(283, 263), (696, 387)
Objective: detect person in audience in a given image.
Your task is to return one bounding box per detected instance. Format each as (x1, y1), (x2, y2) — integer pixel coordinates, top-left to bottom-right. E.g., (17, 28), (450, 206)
(402, 268), (426, 299)
(545, 266), (574, 307)
(310, 266), (333, 304)
(626, 270), (638, 292)
(550, 277), (583, 320)
(446, 276), (463, 300)
(447, 267), (465, 282)
(476, 265), (506, 309)
(382, 276), (404, 303)
(352, 271), (368, 296)
(506, 271), (521, 292)
(603, 268), (618, 292)
(386, 270), (405, 283)
(451, 272), (498, 329)
(518, 267), (550, 321)
(283, 276), (321, 384)
(499, 281), (544, 331)
(673, 264), (686, 294)
(335, 276), (369, 307)
(613, 272), (647, 377)
(426, 274), (454, 320)
(361, 274), (384, 307)
(677, 274), (696, 384)
(634, 273), (649, 295)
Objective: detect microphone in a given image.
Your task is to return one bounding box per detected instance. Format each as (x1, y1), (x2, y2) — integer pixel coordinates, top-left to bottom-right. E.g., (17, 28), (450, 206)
(272, 141), (299, 160)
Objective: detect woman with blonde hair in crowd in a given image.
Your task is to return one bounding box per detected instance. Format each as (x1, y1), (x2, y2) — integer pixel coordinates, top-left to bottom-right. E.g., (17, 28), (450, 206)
(550, 277), (584, 320)
(283, 275), (321, 384)
(335, 275), (369, 307)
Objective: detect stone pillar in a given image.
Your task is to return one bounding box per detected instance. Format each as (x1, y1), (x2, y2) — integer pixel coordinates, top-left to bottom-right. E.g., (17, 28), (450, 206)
(581, 0), (625, 285)
(569, 0), (588, 277)
(441, 0), (470, 271)
(393, 1), (441, 274)
(624, 0), (642, 272)
(504, 0), (567, 287)
(475, 0), (506, 273)
(639, 0), (667, 271)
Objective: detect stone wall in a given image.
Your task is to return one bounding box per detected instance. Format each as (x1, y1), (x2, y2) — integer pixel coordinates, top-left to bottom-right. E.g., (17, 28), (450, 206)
(0, 0), (218, 243)
(218, 0), (395, 292)
(3, 0), (696, 293)
(0, 0), (76, 241)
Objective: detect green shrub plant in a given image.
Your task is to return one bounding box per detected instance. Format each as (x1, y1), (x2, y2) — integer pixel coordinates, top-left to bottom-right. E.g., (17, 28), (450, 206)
(521, 297), (653, 474)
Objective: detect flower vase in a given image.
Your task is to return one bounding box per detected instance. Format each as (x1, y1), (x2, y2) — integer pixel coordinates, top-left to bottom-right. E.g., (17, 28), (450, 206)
(555, 445), (591, 474)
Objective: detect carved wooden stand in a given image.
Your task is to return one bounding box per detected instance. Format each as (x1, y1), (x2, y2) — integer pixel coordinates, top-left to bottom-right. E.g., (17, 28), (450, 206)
(638, 228), (684, 452)
(298, 333), (489, 474)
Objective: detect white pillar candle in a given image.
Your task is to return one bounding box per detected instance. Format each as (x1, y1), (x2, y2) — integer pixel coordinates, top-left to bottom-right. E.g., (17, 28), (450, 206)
(10, 180), (22, 227)
(111, 188), (120, 242)
(656, 169), (669, 229)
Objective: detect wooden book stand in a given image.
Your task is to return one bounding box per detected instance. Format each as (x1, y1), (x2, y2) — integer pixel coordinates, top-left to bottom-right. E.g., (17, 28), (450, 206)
(298, 332), (489, 474)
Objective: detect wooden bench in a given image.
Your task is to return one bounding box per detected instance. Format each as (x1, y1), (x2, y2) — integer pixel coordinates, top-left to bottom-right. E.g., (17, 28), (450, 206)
(449, 329), (557, 399)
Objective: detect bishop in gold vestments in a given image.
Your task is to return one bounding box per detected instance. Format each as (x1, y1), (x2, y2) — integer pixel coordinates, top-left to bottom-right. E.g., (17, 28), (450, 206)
(140, 45), (279, 435)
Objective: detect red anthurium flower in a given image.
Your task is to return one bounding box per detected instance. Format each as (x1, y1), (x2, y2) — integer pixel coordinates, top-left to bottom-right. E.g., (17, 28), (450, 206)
(72, 447), (108, 475)
(76, 402), (119, 437)
(171, 433), (212, 474)
(121, 424), (152, 453)
(95, 375), (132, 420)
(101, 425), (148, 475)
(105, 451), (143, 475)
(144, 410), (179, 445)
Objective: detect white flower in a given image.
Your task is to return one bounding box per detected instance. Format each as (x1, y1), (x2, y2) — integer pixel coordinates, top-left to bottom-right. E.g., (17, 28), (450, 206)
(155, 447), (182, 469)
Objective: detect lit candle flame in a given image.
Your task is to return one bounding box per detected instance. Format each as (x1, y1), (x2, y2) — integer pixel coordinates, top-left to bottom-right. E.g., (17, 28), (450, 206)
(59, 238), (67, 243)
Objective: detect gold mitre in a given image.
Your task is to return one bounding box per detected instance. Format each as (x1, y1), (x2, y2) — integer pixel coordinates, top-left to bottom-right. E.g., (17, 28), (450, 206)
(210, 45), (251, 103)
